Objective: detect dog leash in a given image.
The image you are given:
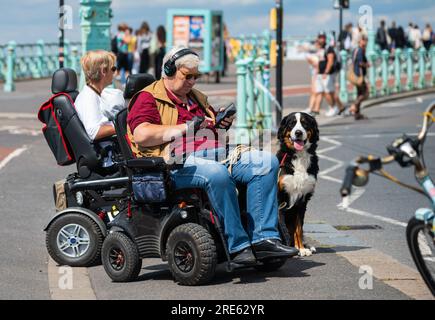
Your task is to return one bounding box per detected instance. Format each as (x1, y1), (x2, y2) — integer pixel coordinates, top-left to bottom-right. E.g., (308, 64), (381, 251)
(277, 153), (289, 210)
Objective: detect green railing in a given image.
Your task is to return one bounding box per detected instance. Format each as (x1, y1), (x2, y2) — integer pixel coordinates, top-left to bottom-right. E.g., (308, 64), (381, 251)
(1, 40), (82, 92)
(230, 31), (272, 61)
(339, 46), (435, 103)
(234, 32), (274, 141)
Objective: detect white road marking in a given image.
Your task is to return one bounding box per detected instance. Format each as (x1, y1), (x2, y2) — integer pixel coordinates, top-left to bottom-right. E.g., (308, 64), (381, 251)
(338, 206), (407, 228)
(0, 126), (41, 136)
(0, 112), (35, 119)
(317, 136), (407, 228)
(324, 132), (435, 139)
(0, 146), (28, 171)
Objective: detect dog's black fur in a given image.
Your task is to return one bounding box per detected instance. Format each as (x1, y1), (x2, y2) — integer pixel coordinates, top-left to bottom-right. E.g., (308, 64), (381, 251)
(276, 112), (319, 254)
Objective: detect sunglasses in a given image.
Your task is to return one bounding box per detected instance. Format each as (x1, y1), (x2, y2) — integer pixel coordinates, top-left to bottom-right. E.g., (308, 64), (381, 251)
(179, 69), (201, 81)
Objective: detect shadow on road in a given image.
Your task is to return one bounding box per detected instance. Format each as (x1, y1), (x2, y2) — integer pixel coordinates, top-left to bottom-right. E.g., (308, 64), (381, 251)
(128, 257), (327, 286)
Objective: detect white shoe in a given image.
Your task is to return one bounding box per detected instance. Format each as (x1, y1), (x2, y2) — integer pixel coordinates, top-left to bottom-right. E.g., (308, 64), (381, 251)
(301, 108), (312, 113)
(325, 106), (339, 117)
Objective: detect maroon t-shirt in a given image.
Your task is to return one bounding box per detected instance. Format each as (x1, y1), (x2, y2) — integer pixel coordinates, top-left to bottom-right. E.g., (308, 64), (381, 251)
(127, 89), (222, 155)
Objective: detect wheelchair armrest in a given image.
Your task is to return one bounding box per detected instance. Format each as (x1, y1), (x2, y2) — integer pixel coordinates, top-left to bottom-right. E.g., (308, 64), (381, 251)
(126, 157), (166, 170)
(94, 134), (117, 144)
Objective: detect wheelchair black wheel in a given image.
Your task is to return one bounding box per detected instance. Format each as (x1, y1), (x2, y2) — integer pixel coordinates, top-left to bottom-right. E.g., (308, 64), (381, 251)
(46, 213), (104, 267)
(254, 257), (287, 272)
(406, 217), (435, 296)
(166, 223), (217, 286)
(101, 232), (142, 282)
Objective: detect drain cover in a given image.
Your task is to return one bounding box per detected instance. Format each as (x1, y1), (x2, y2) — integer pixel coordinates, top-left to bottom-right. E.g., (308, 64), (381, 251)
(334, 225), (383, 231)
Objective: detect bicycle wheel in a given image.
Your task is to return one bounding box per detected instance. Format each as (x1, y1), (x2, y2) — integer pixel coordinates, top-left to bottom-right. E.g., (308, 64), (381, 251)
(406, 217), (435, 296)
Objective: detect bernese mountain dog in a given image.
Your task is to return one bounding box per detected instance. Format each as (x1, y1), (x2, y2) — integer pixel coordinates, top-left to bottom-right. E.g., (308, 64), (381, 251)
(277, 112), (319, 257)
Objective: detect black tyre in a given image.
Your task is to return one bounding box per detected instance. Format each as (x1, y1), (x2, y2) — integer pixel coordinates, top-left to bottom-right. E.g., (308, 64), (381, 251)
(254, 257), (287, 272)
(166, 223), (217, 286)
(406, 217), (435, 296)
(46, 213), (104, 267)
(101, 232), (142, 282)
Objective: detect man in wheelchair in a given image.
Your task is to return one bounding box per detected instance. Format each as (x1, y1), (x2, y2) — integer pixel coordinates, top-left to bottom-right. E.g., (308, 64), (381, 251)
(126, 47), (298, 264)
(41, 47), (297, 286)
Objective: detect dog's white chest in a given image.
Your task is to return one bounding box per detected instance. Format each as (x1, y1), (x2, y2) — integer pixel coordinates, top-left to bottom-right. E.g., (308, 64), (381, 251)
(281, 151), (316, 208)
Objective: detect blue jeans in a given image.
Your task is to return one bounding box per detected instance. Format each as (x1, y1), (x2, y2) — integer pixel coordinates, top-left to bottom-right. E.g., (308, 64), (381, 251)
(169, 148), (281, 253)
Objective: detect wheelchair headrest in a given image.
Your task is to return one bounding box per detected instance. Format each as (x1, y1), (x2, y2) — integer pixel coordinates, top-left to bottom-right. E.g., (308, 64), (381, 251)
(124, 73), (156, 99)
(51, 68), (78, 95)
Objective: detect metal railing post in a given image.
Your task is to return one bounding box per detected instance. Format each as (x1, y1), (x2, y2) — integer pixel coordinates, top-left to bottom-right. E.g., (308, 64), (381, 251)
(339, 49), (348, 103)
(245, 57), (255, 131)
(381, 49), (390, 96)
(4, 41), (16, 92)
(263, 61), (272, 130)
(254, 57), (265, 129)
(418, 46), (427, 89)
(368, 51), (377, 97)
(236, 59), (250, 144)
(393, 48), (402, 93)
(406, 48), (414, 91)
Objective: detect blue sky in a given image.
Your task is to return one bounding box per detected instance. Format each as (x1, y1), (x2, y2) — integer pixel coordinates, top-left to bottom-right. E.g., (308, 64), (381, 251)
(1, 0), (434, 44)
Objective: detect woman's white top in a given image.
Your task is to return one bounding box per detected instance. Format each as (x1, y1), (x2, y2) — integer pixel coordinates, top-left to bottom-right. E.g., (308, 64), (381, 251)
(75, 85), (124, 140)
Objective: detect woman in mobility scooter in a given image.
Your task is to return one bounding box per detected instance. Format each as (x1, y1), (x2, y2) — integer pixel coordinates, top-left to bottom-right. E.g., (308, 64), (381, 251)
(39, 65), (135, 268)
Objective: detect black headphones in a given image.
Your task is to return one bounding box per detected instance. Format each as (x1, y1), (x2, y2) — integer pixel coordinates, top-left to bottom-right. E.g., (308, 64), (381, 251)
(163, 48), (199, 77)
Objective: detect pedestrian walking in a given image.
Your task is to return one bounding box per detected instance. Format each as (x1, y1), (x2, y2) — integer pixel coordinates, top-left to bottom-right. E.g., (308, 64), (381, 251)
(376, 20), (389, 51)
(126, 27), (136, 77)
(396, 25), (407, 49)
(423, 23), (433, 51)
(137, 22), (153, 74)
(115, 23), (130, 85)
(388, 21), (398, 51)
(153, 25), (166, 80)
(311, 32), (345, 117)
(349, 35), (369, 120)
(413, 25), (423, 49)
(303, 40), (322, 115)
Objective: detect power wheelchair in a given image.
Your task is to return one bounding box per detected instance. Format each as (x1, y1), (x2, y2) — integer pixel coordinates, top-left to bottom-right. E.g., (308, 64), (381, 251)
(40, 69), (291, 286)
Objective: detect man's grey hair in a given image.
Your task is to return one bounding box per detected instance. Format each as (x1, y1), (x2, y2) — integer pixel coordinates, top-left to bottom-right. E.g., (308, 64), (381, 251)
(161, 46), (200, 79)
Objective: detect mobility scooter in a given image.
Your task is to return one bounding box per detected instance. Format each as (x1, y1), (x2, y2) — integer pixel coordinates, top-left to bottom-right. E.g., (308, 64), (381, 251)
(40, 68), (292, 285)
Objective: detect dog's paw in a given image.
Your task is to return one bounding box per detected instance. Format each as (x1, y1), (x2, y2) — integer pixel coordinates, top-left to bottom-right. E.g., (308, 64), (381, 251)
(298, 248), (313, 257)
(310, 246), (317, 254)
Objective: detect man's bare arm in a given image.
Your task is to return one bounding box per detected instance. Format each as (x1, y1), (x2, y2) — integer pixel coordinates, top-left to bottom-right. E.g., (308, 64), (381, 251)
(133, 122), (187, 147)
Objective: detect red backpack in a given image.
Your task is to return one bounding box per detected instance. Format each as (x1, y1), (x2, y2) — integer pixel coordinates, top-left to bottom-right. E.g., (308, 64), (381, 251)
(38, 93), (75, 166)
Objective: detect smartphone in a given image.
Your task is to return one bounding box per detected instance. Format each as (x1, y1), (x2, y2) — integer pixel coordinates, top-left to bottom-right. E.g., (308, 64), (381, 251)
(215, 103), (237, 128)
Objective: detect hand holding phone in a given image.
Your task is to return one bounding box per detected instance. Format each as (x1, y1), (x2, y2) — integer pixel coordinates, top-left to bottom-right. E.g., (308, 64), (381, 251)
(215, 103), (237, 130)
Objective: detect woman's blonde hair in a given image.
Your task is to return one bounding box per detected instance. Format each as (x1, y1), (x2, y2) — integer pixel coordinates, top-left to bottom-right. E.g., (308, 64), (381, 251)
(80, 50), (116, 83)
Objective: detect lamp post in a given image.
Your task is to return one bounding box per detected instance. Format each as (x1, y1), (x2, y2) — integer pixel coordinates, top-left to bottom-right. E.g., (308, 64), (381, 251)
(275, 0), (283, 126)
(59, 0), (65, 68)
(334, 0), (343, 50)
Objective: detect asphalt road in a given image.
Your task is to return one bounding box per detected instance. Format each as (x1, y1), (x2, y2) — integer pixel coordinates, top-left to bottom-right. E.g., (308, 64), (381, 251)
(0, 76), (433, 299)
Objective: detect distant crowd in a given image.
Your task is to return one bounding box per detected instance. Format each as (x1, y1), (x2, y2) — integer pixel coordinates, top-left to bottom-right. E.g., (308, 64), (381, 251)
(111, 22), (167, 86)
(338, 20), (434, 53)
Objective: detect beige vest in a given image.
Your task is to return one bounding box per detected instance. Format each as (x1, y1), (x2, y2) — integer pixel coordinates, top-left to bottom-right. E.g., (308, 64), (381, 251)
(127, 79), (216, 159)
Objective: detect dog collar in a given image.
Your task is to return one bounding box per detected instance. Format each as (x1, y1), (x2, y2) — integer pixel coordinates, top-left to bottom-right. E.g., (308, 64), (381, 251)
(279, 153), (288, 168)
